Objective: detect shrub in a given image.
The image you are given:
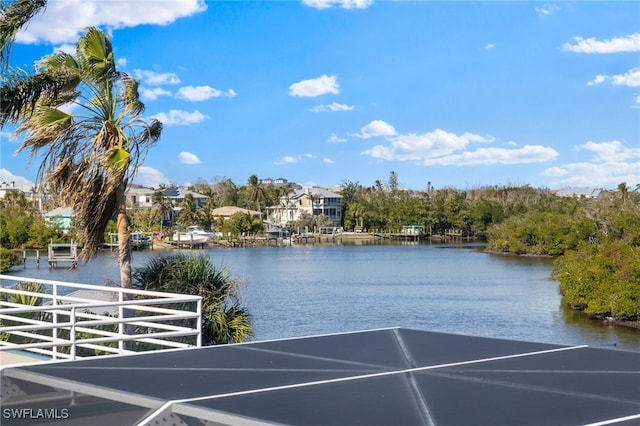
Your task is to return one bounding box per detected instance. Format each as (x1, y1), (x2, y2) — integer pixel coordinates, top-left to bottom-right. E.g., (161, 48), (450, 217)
(133, 254), (253, 345)
(0, 246), (22, 272)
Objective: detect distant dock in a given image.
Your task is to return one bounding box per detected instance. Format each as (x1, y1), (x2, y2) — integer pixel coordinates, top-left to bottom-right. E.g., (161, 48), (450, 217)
(47, 242), (78, 268)
(22, 242), (79, 268)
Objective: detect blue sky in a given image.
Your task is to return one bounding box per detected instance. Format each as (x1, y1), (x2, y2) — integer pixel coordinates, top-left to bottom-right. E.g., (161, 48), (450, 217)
(1, 0), (638, 191)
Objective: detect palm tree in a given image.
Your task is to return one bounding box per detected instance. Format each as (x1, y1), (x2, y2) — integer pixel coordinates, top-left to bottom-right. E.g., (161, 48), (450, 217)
(196, 185), (217, 231)
(152, 190), (172, 235)
(617, 182), (629, 203)
(10, 27), (162, 289)
(246, 174), (264, 214)
(133, 254), (254, 345)
(177, 193), (198, 226)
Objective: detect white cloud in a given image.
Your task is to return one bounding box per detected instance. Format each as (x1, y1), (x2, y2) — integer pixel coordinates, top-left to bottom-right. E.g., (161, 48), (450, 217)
(563, 33), (640, 54)
(544, 140), (640, 187)
(633, 95), (640, 109)
(178, 152), (201, 165)
(323, 158), (335, 164)
(308, 102), (354, 113)
(0, 169), (33, 187)
(0, 130), (16, 141)
(274, 153), (316, 165)
(575, 140), (640, 162)
(117, 57), (128, 68)
(485, 43), (496, 50)
(275, 156), (299, 165)
(328, 133), (347, 144)
(141, 87), (172, 101)
(54, 43), (75, 55)
(359, 127), (556, 167)
(288, 75), (339, 97)
(133, 69), (181, 86)
(544, 162), (640, 187)
(175, 86), (236, 101)
(362, 129), (493, 161)
(535, 3), (559, 17)
(152, 109), (209, 126)
(588, 68), (640, 87)
(420, 145), (558, 166)
(302, 0), (373, 10)
(133, 166), (170, 188)
(15, 0), (207, 45)
(350, 120), (397, 139)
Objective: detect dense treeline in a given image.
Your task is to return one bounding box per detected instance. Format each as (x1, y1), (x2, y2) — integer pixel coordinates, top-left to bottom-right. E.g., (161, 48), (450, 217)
(484, 183), (640, 323)
(0, 191), (67, 249)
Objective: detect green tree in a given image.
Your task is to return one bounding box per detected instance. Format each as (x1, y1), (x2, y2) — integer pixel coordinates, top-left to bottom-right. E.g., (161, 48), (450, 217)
(0, 246), (21, 272)
(246, 174), (264, 214)
(152, 190), (173, 234)
(177, 193), (198, 226)
(133, 254), (253, 345)
(553, 242), (640, 320)
(9, 28), (162, 289)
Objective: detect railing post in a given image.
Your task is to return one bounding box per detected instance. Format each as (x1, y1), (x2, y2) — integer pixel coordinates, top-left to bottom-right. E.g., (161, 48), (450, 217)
(70, 306), (76, 360)
(196, 299), (202, 347)
(52, 282), (58, 360)
(118, 289), (124, 354)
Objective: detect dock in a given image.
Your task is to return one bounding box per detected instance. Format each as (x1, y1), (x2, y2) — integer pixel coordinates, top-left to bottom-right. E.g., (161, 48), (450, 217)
(47, 242), (78, 268)
(20, 242), (79, 268)
(105, 232), (155, 250)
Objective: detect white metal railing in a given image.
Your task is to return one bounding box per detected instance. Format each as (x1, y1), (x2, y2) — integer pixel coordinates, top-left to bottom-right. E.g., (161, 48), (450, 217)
(0, 274), (202, 362)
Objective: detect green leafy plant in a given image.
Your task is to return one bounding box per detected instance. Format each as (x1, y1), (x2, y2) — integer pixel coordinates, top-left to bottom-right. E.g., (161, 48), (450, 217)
(133, 254), (253, 345)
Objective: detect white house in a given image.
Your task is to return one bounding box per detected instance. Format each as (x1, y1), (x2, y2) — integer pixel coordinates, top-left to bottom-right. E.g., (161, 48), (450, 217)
(125, 187), (156, 208)
(268, 186), (342, 227)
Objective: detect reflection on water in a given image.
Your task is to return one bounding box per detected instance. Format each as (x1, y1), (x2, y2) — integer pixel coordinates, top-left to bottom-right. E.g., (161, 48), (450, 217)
(3, 242), (640, 351)
(560, 303), (640, 350)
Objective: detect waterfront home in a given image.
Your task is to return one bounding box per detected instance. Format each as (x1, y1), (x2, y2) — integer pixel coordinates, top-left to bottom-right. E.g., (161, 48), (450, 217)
(124, 186), (155, 208)
(162, 187), (208, 209)
(44, 206), (75, 232)
(211, 206), (261, 220)
(268, 186), (343, 228)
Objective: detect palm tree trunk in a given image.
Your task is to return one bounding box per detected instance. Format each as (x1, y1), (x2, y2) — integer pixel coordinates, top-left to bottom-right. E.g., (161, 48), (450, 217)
(115, 183), (132, 288)
(115, 182), (134, 349)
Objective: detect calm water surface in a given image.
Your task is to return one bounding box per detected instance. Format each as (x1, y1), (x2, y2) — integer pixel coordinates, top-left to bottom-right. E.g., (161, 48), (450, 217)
(6, 242), (640, 351)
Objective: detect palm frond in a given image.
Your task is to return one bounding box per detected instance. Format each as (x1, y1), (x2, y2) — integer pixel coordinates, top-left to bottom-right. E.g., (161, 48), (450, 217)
(0, 0), (47, 69)
(76, 27), (115, 78)
(1, 67), (78, 126)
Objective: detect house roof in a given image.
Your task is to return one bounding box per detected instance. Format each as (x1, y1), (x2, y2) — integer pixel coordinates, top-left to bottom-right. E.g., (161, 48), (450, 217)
(44, 207), (74, 217)
(3, 327), (640, 425)
(125, 187), (155, 195)
(290, 186), (343, 199)
(555, 188), (604, 198)
(211, 206), (261, 217)
(161, 187), (206, 199)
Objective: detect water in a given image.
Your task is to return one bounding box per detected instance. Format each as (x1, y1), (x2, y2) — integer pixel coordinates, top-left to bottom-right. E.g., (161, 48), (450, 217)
(5, 242), (640, 351)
